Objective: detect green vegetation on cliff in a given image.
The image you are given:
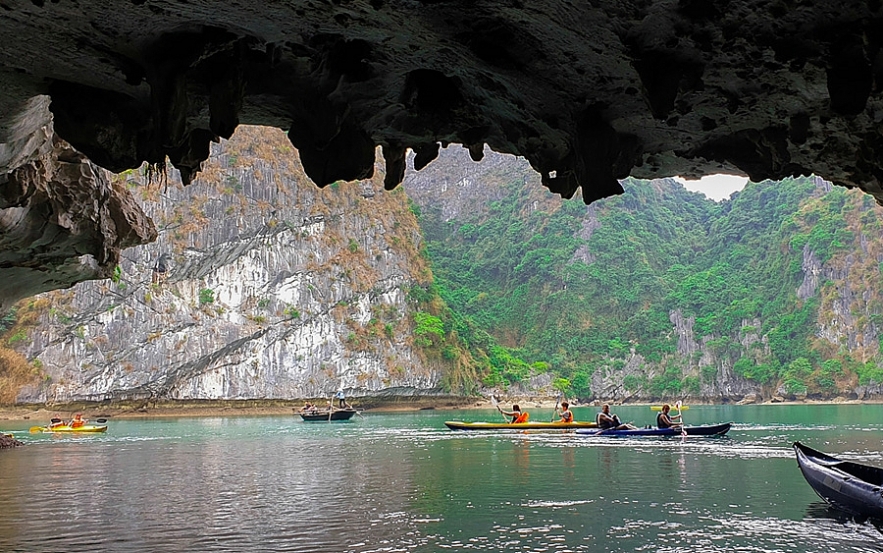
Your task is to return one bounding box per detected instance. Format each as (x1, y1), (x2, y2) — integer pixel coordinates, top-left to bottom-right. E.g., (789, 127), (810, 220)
(414, 171), (883, 400)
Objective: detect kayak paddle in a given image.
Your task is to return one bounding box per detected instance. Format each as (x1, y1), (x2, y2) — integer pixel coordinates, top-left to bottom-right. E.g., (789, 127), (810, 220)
(490, 394), (507, 422)
(650, 405), (689, 411)
(550, 393), (562, 422)
(29, 426), (44, 433)
(675, 400), (687, 437)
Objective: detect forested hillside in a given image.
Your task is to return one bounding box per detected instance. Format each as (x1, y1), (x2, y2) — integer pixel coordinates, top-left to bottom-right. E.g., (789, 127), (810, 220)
(405, 148), (883, 402)
(4, 131), (883, 405)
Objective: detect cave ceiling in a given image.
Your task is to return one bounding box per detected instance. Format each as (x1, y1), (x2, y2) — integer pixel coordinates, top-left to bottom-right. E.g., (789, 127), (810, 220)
(1, 0), (883, 308)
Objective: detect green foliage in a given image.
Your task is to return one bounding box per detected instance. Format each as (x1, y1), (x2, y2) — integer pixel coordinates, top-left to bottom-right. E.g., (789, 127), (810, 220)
(570, 370), (593, 398)
(733, 357), (776, 383)
(0, 308), (16, 333)
(622, 374), (643, 392)
(648, 366), (684, 397)
(413, 312), (444, 347)
(700, 365), (718, 383)
(856, 362), (883, 386)
(199, 288), (215, 305)
(487, 345), (532, 384)
(348, 239), (359, 253)
(7, 329), (28, 344)
(821, 359), (843, 376)
(552, 377), (571, 393)
(782, 376), (808, 395)
(415, 172), (876, 399)
(682, 376), (701, 396)
(441, 345), (458, 360)
(111, 265), (122, 284)
(408, 200), (422, 218)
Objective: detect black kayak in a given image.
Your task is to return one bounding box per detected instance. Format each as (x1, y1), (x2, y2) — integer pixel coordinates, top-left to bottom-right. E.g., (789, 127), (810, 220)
(575, 422), (731, 437)
(793, 441), (883, 519)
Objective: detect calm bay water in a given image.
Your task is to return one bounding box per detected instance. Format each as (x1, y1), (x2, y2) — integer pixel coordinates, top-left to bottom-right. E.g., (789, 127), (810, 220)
(1, 404), (882, 552)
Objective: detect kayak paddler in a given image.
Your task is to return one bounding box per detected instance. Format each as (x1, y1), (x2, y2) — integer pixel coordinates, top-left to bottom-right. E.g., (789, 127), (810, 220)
(656, 404), (683, 430)
(498, 404), (529, 424)
(556, 402), (574, 423)
(68, 413), (87, 429)
(597, 404), (636, 430)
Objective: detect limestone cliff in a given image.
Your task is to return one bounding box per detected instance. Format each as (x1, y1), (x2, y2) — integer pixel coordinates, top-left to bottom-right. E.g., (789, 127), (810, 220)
(11, 126), (446, 403)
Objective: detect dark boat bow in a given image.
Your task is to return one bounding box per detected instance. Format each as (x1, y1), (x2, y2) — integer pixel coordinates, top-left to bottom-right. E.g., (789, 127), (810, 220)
(794, 441), (883, 519)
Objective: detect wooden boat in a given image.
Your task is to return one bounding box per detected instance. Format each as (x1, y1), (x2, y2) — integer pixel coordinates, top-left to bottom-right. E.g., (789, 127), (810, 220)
(300, 409), (357, 422)
(793, 441), (883, 519)
(445, 420), (600, 431)
(575, 422), (731, 437)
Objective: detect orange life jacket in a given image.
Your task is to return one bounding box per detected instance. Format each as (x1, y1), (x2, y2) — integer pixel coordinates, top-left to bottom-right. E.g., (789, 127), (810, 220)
(513, 412), (529, 424)
(560, 410), (573, 423)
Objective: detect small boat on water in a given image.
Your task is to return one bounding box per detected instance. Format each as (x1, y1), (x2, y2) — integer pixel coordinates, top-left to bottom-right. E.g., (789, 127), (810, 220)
(445, 421), (600, 431)
(300, 409), (358, 422)
(31, 424), (108, 433)
(575, 422), (732, 437)
(793, 441), (883, 519)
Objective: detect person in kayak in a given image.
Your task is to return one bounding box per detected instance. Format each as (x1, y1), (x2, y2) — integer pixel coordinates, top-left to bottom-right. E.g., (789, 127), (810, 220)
(48, 417), (65, 429)
(498, 404), (529, 424)
(597, 404), (636, 430)
(656, 404), (683, 429)
(68, 413), (87, 428)
(556, 402), (574, 423)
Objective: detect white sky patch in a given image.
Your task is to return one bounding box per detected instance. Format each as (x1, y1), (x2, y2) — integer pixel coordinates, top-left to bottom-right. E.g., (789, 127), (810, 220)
(673, 174), (749, 201)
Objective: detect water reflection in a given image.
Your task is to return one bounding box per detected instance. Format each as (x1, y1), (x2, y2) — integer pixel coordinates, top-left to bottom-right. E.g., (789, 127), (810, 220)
(804, 501), (883, 532)
(0, 406), (882, 552)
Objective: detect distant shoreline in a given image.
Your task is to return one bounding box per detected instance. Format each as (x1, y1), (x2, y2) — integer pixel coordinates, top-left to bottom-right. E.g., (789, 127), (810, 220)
(0, 395), (874, 422)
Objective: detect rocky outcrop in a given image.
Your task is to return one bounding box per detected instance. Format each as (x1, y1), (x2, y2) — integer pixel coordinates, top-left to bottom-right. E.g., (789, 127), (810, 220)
(12, 127), (444, 403)
(0, 434), (23, 448)
(0, 98), (156, 311)
(4, 1), (883, 306)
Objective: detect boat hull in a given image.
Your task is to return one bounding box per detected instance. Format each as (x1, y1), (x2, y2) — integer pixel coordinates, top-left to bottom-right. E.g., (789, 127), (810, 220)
(300, 409), (357, 421)
(794, 441), (883, 519)
(445, 421), (599, 431)
(40, 425), (108, 433)
(575, 422), (731, 437)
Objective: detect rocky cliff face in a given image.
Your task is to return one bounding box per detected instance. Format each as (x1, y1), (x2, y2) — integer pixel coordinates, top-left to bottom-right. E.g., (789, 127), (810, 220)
(12, 126), (445, 403)
(0, 98), (156, 312)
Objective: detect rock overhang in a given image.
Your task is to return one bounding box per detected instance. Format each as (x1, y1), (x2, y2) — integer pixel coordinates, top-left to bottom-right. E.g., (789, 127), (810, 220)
(2, 0), (883, 306)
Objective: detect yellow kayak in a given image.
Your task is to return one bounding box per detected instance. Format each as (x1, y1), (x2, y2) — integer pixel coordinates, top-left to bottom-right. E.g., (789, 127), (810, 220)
(445, 421), (599, 430)
(31, 424), (108, 433)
